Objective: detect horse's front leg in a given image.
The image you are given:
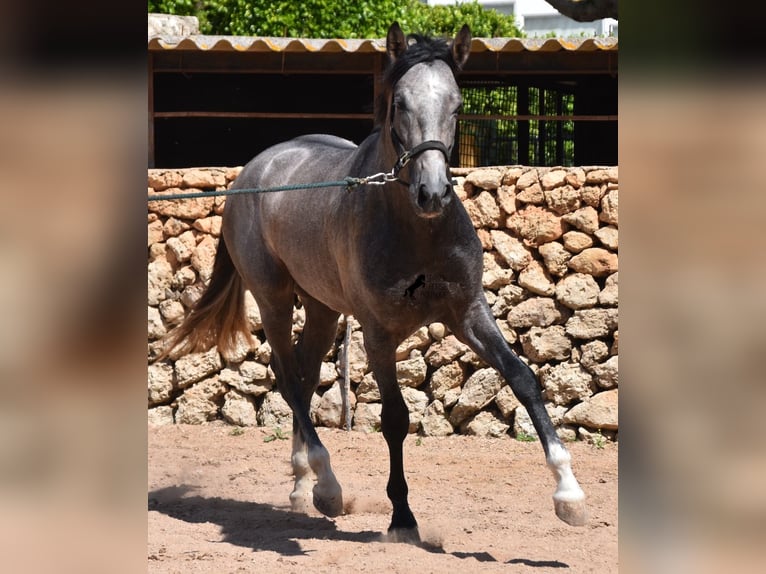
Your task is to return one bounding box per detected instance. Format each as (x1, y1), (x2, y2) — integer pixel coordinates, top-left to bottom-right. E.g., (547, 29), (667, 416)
(362, 326), (420, 542)
(450, 301), (587, 526)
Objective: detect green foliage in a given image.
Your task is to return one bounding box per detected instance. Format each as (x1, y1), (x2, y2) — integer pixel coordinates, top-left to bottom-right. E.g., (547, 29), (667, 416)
(515, 431), (538, 442)
(149, 0), (521, 38)
(263, 427), (289, 442)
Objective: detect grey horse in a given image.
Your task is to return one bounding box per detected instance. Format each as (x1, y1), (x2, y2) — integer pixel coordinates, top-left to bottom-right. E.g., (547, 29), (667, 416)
(160, 22), (586, 541)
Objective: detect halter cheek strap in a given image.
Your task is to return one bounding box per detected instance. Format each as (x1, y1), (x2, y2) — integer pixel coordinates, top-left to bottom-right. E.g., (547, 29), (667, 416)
(390, 124), (452, 183)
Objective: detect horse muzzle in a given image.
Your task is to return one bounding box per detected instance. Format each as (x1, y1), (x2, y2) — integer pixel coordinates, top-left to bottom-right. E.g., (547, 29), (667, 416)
(413, 175), (452, 218)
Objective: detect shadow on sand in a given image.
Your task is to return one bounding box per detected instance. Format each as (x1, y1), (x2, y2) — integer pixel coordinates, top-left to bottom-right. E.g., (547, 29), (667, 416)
(149, 485), (562, 566)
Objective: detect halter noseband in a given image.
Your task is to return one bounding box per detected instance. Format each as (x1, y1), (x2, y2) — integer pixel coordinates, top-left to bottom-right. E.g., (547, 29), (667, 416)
(389, 103), (452, 184)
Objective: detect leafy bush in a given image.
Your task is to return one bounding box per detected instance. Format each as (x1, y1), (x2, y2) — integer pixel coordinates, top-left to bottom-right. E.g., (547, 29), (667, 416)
(148, 0), (521, 38)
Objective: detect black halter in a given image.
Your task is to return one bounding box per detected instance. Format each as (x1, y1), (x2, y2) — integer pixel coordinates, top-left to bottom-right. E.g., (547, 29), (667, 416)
(389, 105), (451, 184)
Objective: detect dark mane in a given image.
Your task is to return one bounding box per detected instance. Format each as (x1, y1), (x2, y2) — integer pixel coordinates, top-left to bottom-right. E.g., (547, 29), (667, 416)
(374, 34), (459, 126)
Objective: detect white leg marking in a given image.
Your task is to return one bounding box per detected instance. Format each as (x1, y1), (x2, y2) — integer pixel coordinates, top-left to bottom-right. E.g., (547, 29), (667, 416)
(547, 443), (587, 526)
(289, 433), (314, 512)
(308, 443), (343, 517)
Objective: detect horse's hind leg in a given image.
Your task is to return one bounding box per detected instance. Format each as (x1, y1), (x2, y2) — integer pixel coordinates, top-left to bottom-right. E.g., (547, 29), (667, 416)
(450, 301), (587, 527)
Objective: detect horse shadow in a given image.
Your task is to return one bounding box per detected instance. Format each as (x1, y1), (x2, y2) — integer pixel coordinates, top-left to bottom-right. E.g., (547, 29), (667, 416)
(149, 485), (565, 566)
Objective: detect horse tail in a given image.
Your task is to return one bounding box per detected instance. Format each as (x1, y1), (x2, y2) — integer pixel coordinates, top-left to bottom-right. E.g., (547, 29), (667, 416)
(156, 237), (252, 362)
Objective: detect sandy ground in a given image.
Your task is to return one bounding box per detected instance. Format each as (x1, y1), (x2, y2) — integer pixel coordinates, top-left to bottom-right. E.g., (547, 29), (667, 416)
(148, 423), (617, 573)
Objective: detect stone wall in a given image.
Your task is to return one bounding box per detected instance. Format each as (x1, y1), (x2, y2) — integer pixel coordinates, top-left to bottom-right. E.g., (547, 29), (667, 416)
(148, 165), (618, 443)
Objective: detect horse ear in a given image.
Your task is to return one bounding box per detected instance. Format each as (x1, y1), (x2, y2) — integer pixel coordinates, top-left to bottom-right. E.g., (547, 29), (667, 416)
(451, 24), (472, 69)
(386, 22), (407, 63)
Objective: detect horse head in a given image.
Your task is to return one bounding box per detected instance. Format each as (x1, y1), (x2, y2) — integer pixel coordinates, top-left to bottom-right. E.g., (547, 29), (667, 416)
(384, 23), (472, 218)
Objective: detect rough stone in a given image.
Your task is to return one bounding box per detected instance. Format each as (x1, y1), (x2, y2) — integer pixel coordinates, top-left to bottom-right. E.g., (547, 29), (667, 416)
(395, 327), (430, 361)
(540, 362), (595, 406)
(420, 400), (454, 437)
(538, 241), (572, 277)
(190, 235), (217, 283)
(465, 190), (502, 228)
(148, 305), (166, 340)
(580, 340), (610, 370)
(598, 272), (619, 306)
(319, 361), (338, 387)
(563, 389), (618, 430)
(396, 353), (428, 387)
(515, 169), (539, 190)
(568, 248), (618, 277)
(462, 410), (509, 438)
(166, 231), (197, 263)
(175, 347), (222, 388)
(148, 406), (175, 426)
(544, 184), (581, 215)
(490, 284), (525, 318)
(581, 185), (605, 208)
(258, 391), (293, 429)
(428, 361), (464, 401)
(159, 299), (185, 326)
(428, 322), (447, 341)
(449, 368), (504, 426)
(506, 206), (565, 246)
(232, 360), (274, 396)
(517, 259), (555, 296)
(507, 297), (569, 328)
(148, 190), (215, 220)
(565, 308), (619, 339)
(490, 230), (532, 271)
(555, 273), (601, 310)
(148, 219), (164, 246)
(585, 168), (618, 185)
(520, 325), (572, 363)
(193, 215), (223, 236)
(172, 266), (197, 290)
(244, 291), (263, 332)
(600, 189), (619, 226)
(541, 169), (568, 191)
(496, 185), (517, 215)
(466, 168), (503, 190)
(562, 206), (600, 234)
(425, 335), (468, 368)
(356, 373), (380, 403)
(162, 217), (191, 238)
(401, 386), (429, 433)
(352, 402), (382, 433)
(494, 385), (521, 419)
(513, 405), (537, 439)
(175, 376), (226, 424)
(591, 356), (619, 389)
(502, 167), (524, 185)
(594, 225), (619, 250)
(515, 182), (545, 205)
(148, 169), (183, 190)
(312, 382), (356, 429)
(346, 330), (368, 382)
(562, 231), (594, 253)
(221, 389), (258, 426)
(148, 258), (173, 306)
(182, 168), (226, 189)
(148, 362), (174, 405)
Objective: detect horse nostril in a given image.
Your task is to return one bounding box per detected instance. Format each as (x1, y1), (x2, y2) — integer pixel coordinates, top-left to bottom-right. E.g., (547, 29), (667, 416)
(418, 184), (429, 206)
(442, 184), (451, 198)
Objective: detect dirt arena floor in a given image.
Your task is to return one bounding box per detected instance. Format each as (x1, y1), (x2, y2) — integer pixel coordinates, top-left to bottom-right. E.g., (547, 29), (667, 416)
(148, 423), (618, 573)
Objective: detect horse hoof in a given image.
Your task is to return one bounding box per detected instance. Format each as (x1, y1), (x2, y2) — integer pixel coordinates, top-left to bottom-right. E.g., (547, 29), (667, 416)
(313, 485), (343, 517)
(554, 498), (587, 526)
(289, 490), (313, 514)
(386, 527), (421, 544)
